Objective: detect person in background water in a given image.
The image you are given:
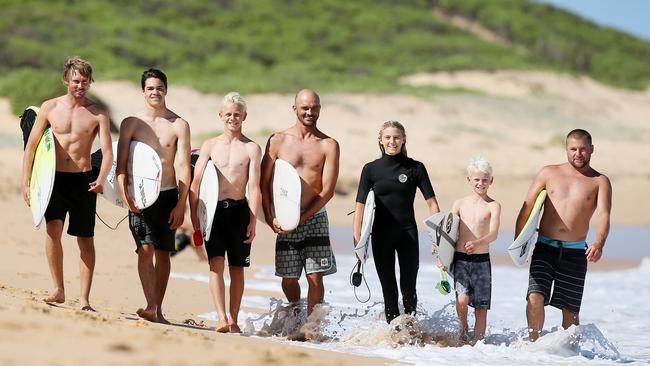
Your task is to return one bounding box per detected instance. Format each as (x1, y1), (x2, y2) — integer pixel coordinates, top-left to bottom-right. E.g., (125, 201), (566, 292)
(353, 121), (439, 323)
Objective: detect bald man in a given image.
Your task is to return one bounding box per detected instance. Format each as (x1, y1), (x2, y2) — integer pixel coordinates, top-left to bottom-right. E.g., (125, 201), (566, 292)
(261, 89), (340, 316)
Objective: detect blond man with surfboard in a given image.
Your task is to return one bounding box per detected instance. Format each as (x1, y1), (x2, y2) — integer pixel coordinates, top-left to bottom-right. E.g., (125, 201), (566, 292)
(117, 68), (191, 324)
(21, 56), (113, 311)
(189, 92), (262, 333)
(516, 129), (612, 341)
(261, 89), (340, 317)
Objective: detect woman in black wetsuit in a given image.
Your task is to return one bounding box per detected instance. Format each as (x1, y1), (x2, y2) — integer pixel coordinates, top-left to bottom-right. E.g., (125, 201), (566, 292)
(353, 121), (440, 323)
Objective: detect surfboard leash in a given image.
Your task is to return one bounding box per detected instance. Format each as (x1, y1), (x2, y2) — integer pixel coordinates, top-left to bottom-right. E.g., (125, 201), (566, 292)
(95, 212), (128, 230)
(349, 259), (371, 303)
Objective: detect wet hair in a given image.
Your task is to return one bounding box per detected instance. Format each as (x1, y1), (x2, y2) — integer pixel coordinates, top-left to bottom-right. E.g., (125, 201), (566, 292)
(467, 155), (493, 176)
(223, 91), (247, 111)
(566, 129), (592, 145)
(378, 120), (408, 157)
(140, 68), (168, 91)
(62, 56), (93, 82)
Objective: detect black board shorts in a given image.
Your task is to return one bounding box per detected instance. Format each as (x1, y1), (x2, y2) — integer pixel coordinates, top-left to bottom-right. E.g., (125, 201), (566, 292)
(128, 188), (179, 253)
(205, 199), (251, 267)
(44, 171), (97, 237)
(527, 241), (588, 314)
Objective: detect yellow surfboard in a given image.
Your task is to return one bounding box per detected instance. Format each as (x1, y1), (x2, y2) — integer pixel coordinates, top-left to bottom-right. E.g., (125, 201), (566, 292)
(27, 107), (57, 227)
(508, 189), (547, 267)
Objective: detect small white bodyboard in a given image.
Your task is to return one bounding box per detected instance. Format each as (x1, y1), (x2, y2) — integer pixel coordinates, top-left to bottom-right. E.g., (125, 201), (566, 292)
(508, 190), (547, 267)
(100, 141), (162, 209)
(272, 159), (301, 231)
(29, 126), (56, 228)
(198, 161), (219, 241)
(424, 211), (460, 272)
(354, 190), (375, 263)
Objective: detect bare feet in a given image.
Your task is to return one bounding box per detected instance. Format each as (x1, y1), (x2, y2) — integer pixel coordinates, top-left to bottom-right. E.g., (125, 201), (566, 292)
(216, 323), (230, 333)
(229, 323), (241, 333)
(136, 307), (158, 322)
(156, 312), (170, 325)
(43, 290), (65, 304)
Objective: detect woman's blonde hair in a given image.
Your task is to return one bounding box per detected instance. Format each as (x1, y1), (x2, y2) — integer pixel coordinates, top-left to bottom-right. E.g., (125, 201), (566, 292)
(378, 120), (407, 156)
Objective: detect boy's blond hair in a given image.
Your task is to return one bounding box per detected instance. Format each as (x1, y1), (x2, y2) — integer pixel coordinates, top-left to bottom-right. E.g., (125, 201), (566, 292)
(223, 92), (247, 112)
(467, 155), (493, 176)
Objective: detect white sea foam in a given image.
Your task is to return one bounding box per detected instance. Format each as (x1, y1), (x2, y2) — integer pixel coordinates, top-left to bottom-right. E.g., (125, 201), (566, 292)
(172, 254), (650, 365)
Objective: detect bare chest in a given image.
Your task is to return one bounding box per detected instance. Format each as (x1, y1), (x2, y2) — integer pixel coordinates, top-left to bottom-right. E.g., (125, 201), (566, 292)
(277, 141), (325, 173)
(49, 108), (97, 139)
(459, 202), (492, 228)
(211, 143), (250, 173)
(547, 177), (599, 207)
(133, 121), (178, 159)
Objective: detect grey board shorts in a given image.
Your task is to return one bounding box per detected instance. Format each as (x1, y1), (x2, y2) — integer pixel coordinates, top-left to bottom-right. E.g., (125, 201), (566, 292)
(275, 210), (337, 278)
(453, 252), (492, 309)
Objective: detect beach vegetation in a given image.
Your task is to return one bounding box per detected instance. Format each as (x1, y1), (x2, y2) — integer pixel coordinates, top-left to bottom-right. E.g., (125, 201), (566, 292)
(1, 0), (649, 114)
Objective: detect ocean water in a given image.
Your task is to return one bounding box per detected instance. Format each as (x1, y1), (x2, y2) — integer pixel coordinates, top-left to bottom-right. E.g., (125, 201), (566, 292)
(172, 252), (650, 365)
(329, 225), (650, 262)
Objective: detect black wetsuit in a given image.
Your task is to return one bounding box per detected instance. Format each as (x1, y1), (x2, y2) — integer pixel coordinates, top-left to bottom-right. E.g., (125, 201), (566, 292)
(355, 153), (435, 323)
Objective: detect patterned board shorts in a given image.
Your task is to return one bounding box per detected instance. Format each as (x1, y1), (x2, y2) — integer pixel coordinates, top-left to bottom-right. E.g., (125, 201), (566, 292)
(453, 252), (492, 309)
(275, 210), (337, 278)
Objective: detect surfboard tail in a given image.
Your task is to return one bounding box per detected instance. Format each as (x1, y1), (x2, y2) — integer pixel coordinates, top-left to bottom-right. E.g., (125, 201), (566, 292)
(354, 240), (369, 263)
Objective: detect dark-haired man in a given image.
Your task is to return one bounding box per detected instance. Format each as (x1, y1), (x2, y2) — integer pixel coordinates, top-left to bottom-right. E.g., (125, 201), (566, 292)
(117, 68), (191, 323)
(22, 56), (113, 311)
(515, 129), (612, 341)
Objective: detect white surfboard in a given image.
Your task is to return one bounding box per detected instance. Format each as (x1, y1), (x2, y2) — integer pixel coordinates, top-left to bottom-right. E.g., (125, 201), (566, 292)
(272, 159), (301, 231)
(424, 211), (460, 272)
(354, 190), (375, 263)
(29, 126), (56, 228)
(99, 141), (162, 209)
(508, 189), (547, 267)
(198, 160), (219, 241)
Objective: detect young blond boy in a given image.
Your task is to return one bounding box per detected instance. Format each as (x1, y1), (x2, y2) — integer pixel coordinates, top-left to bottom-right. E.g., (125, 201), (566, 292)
(450, 156), (501, 342)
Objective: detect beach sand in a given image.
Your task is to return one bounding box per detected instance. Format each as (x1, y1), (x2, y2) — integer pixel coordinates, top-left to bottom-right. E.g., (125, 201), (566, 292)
(1, 70), (648, 365)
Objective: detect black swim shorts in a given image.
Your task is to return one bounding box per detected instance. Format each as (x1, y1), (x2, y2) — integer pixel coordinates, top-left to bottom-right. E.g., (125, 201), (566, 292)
(128, 188), (179, 252)
(44, 171), (97, 237)
(527, 241), (588, 314)
(205, 198), (252, 267)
